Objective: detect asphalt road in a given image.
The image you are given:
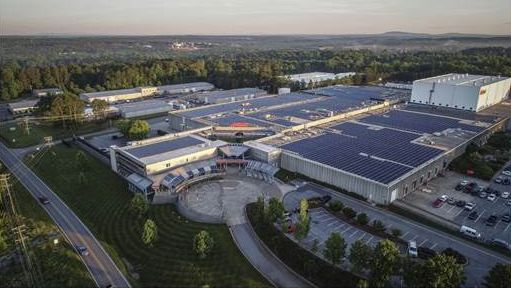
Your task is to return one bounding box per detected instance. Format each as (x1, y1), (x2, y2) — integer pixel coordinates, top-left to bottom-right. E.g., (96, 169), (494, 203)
(0, 142), (131, 288)
(294, 182), (511, 287)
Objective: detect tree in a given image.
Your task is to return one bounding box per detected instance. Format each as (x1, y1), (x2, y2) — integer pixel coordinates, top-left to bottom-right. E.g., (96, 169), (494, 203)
(48, 93), (84, 127)
(369, 240), (400, 288)
(116, 119), (132, 136)
(295, 198), (310, 239)
(194, 230), (214, 259)
(484, 263), (511, 288)
(142, 219), (158, 247)
(391, 228), (402, 238)
(372, 220), (386, 233)
(323, 232), (346, 266)
(266, 197), (285, 223)
(91, 99), (108, 119)
(422, 254), (465, 288)
(128, 120), (150, 140)
(131, 194), (149, 218)
(348, 240), (373, 274)
(356, 213), (369, 226)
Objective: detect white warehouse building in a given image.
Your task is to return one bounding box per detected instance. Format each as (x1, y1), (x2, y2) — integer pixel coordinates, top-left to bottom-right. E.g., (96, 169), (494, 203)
(411, 73), (511, 112)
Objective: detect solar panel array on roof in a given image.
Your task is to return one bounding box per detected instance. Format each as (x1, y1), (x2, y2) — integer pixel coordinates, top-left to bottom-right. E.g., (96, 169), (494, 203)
(402, 104), (498, 123)
(178, 92), (317, 118)
(126, 136), (204, 158)
(210, 114), (272, 127)
(306, 86), (409, 102)
(281, 122), (444, 184)
(359, 110), (484, 134)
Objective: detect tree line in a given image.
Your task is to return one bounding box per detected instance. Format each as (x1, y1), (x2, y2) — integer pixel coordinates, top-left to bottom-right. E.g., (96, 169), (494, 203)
(2, 47), (510, 101)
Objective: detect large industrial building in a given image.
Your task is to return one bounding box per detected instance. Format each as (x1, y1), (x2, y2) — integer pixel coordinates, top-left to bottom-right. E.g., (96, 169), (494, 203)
(283, 72), (356, 84)
(80, 82), (215, 103)
(411, 74), (510, 112)
(192, 88), (267, 104)
(114, 99), (173, 118)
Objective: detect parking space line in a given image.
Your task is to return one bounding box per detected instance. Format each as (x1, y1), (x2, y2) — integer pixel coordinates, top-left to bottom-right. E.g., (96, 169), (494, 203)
(430, 243), (438, 250)
(475, 210), (485, 223)
(326, 221), (338, 227)
(454, 208), (465, 217)
(365, 236), (373, 244)
(410, 235), (418, 241)
(357, 232), (366, 240)
(505, 223), (511, 232)
(349, 230), (359, 238)
(419, 239), (428, 247)
(446, 205), (456, 213)
(401, 231), (409, 239)
(341, 227), (352, 234)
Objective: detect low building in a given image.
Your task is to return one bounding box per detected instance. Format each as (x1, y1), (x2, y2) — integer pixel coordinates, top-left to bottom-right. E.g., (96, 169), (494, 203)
(283, 72), (355, 84)
(80, 82), (215, 103)
(32, 88), (63, 97)
(115, 99), (173, 118)
(7, 99), (40, 115)
(194, 88), (267, 104)
(411, 74), (511, 112)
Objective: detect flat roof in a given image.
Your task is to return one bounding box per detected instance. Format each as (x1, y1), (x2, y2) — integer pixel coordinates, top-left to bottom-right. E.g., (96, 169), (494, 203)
(277, 107), (494, 185)
(8, 99), (39, 109)
(158, 82), (214, 92)
(81, 88), (140, 98)
(125, 136), (205, 159)
(414, 73), (509, 87)
(198, 87), (267, 101)
(115, 99), (171, 114)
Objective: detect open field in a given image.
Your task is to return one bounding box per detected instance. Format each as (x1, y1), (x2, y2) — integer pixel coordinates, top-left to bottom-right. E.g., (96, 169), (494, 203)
(28, 144), (269, 287)
(0, 121), (112, 148)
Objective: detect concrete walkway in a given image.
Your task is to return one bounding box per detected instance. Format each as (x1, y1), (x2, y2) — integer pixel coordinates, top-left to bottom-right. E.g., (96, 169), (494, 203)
(230, 222), (313, 288)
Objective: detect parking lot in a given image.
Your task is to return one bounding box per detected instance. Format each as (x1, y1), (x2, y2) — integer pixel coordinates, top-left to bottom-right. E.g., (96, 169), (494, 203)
(284, 182), (511, 287)
(402, 166), (511, 242)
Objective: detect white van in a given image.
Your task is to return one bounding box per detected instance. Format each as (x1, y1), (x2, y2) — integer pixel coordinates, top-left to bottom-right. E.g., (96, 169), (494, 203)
(460, 225), (481, 239)
(408, 241), (418, 257)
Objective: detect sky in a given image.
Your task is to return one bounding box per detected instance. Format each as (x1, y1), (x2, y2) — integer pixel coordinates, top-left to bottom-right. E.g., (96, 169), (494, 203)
(1, 0), (510, 35)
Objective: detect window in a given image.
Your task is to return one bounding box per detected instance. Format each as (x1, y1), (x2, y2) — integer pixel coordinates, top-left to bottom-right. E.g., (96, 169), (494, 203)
(166, 163), (171, 168)
(404, 186), (409, 195)
(434, 167), (438, 175)
(420, 175), (424, 184)
(412, 180), (417, 189)
(427, 171), (431, 179)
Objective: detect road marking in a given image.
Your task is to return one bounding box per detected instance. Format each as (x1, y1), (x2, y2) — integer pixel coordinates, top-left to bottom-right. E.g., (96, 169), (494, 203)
(410, 235), (418, 241)
(454, 208), (465, 217)
(342, 227), (352, 234)
(401, 231), (410, 238)
(475, 210), (485, 223)
(357, 232), (366, 240)
(419, 239), (428, 247)
(505, 223), (511, 232)
(430, 243), (438, 250)
(365, 236), (374, 244)
(349, 230), (359, 238)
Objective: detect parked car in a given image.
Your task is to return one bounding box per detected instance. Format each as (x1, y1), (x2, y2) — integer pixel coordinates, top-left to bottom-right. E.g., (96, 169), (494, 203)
(501, 192), (510, 199)
(433, 199), (444, 208)
(494, 177), (503, 184)
(490, 238), (510, 250)
(460, 180), (470, 186)
(503, 178), (511, 185)
(507, 199), (511, 206)
(464, 202), (476, 211)
(502, 214), (511, 223)
(486, 215), (498, 226)
(447, 198), (456, 205)
(455, 184), (464, 191)
(479, 191), (488, 198)
(455, 200), (466, 207)
(438, 195), (448, 202)
(408, 241), (418, 257)
(502, 170), (511, 177)
(468, 211), (479, 220)
(38, 196), (50, 205)
(487, 194), (497, 202)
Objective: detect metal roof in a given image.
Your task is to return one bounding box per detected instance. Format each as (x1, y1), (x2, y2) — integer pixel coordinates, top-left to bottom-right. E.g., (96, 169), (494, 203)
(125, 136), (205, 159)
(414, 74), (509, 87)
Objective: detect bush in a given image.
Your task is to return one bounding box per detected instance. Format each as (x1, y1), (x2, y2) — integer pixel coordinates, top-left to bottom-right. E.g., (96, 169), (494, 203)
(391, 228), (402, 238)
(329, 201), (344, 212)
(343, 207), (357, 219)
(372, 220), (386, 233)
(356, 213), (369, 226)
(441, 248), (467, 265)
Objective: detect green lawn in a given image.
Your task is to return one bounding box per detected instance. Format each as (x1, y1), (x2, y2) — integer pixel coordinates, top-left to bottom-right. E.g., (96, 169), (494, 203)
(29, 145), (269, 287)
(1, 164), (94, 287)
(0, 120), (112, 148)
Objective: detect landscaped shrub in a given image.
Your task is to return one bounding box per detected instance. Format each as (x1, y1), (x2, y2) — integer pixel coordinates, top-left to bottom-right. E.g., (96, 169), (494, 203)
(356, 213), (369, 226)
(328, 201), (344, 212)
(343, 207), (357, 219)
(372, 220), (386, 233)
(441, 248), (468, 265)
(391, 228), (402, 238)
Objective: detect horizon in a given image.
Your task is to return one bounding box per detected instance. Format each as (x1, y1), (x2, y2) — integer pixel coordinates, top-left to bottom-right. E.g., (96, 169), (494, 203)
(1, 0), (510, 36)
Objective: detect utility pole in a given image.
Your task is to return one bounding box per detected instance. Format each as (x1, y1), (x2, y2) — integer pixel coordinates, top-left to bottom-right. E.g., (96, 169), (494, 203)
(23, 117), (30, 136)
(0, 174), (40, 288)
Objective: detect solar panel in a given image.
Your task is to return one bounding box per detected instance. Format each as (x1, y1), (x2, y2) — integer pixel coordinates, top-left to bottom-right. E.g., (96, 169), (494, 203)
(359, 110), (484, 134)
(126, 136), (204, 158)
(281, 122), (444, 184)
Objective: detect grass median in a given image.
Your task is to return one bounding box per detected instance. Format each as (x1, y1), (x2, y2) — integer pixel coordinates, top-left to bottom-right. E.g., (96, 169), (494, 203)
(27, 144), (269, 287)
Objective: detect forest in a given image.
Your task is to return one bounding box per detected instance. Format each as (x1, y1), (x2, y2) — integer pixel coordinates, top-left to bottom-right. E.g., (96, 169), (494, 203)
(1, 47), (511, 101)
